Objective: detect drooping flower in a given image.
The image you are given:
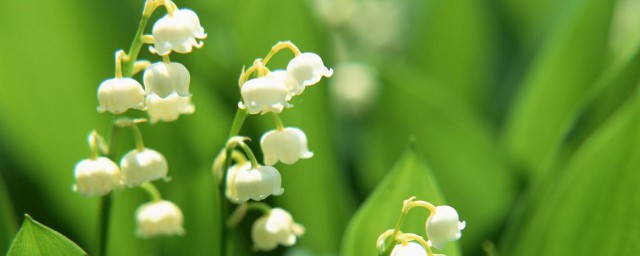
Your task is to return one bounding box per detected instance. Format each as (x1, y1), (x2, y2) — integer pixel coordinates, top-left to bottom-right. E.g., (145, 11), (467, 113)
(73, 157), (122, 197)
(143, 62), (190, 98)
(390, 242), (427, 256)
(238, 76), (291, 115)
(252, 208), (305, 251)
(328, 61), (380, 115)
(225, 162), (284, 203)
(264, 70), (299, 100)
(151, 9), (207, 56)
(285, 52), (333, 96)
(260, 127), (313, 165)
(145, 93), (195, 124)
(136, 200), (185, 238)
(426, 205), (466, 250)
(120, 148), (168, 187)
(97, 78), (145, 114)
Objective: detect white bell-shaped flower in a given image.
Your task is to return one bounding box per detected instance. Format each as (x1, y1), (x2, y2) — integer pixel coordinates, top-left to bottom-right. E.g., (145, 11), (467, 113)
(97, 78), (145, 114)
(252, 208), (305, 251)
(426, 205), (466, 250)
(152, 9), (207, 56)
(225, 163), (284, 203)
(145, 93), (195, 124)
(73, 157), (122, 197)
(260, 127), (313, 165)
(143, 62), (190, 98)
(136, 200), (185, 238)
(265, 70), (299, 100)
(120, 148), (168, 187)
(239, 76), (291, 114)
(285, 52), (333, 96)
(390, 242), (427, 256)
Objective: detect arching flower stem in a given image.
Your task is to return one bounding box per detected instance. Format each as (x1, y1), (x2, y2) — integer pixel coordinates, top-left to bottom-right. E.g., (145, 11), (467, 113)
(140, 182), (163, 202)
(263, 41), (301, 66)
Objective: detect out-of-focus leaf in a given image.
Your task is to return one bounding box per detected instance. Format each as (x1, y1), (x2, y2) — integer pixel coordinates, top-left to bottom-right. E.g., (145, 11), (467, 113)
(504, 89), (640, 255)
(359, 64), (518, 253)
(7, 215), (87, 256)
(501, 0), (615, 176)
(407, 0), (499, 114)
(0, 173), (17, 252)
(342, 147), (460, 256)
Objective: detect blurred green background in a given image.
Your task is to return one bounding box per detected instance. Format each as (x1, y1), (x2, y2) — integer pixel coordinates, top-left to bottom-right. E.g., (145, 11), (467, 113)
(2, 0), (640, 255)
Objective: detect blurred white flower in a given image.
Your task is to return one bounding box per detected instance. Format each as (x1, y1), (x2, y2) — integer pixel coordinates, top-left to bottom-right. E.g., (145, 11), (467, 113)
(226, 162), (284, 203)
(239, 76), (291, 114)
(286, 52), (333, 96)
(260, 127), (313, 165)
(426, 205), (466, 250)
(136, 200), (185, 238)
(151, 9), (206, 55)
(390, 242), (427, 256)
(329, 62), (380, 115)
(146, 93), (195, 124)
(97, 77), (145, 114)
(311, 0), (356, 28)
(252, 208), (305, 251)
(143, 62), (190, 98)
(73, 157), (121, 197)
(120, 148), (168, 187)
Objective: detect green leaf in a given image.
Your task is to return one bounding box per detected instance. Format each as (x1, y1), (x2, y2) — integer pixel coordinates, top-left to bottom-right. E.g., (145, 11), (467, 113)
(342, 147), (461, 256)
(7, 215), (87, 256)
(501, 0), (615, 176)
(504, 90), (640, 255)
(359, 65), (518, 252)
(0, 173), (17, 252)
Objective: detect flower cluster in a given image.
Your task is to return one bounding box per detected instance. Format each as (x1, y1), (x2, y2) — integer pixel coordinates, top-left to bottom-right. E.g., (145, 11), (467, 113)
(97, 0), (205, 124)
(74, 0), (207, 239)
(217, 41), (331, 251)
(377, 197), (465, 256)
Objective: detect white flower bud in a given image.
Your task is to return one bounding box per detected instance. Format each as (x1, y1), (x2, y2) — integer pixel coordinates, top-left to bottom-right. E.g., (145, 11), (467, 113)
(225, 163), (284, 203)
(73, 157), (121, 197)
(285, 52), (333, 95)
(146, 93), (195, 124)
(151, 9), (207, 56)
(390, 242), (427, 256)
(120, 148), (168, 188)
(97, 78), (145, 114)
(426, 205), (466, 250)
(143, 62), (191, 98)
(136, 200), (185, 238)
(260, 127), (313, 166)
(239, 76), (291, 115)
(252, 208), (305, 251)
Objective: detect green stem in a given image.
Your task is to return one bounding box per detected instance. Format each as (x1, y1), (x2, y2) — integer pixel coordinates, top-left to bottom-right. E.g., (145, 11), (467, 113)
(270, 112), (285, 131)
(122, 0), (158, 77)
(237, 141), (259, 168)
(141, 182), (162, 202)
(220, 108), (249, 256)
(131, 123), (145, 152)
(96, 123), (122, 256)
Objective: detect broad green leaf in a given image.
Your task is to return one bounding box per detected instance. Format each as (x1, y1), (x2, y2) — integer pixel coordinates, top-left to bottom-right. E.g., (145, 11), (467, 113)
(342, 147), (460, 256)
(7, 215), (87, 256)
(359, 64), (517, 253)
(504, 89), (640, 255)
(0, 173), (17, 252)
(501, 0), (615, 176)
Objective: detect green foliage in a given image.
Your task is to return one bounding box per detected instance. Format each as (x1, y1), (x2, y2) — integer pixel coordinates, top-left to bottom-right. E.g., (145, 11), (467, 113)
(7, 215), (87, 256)
(342, 147), (460, 256)
(504, 90), (640, 255)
